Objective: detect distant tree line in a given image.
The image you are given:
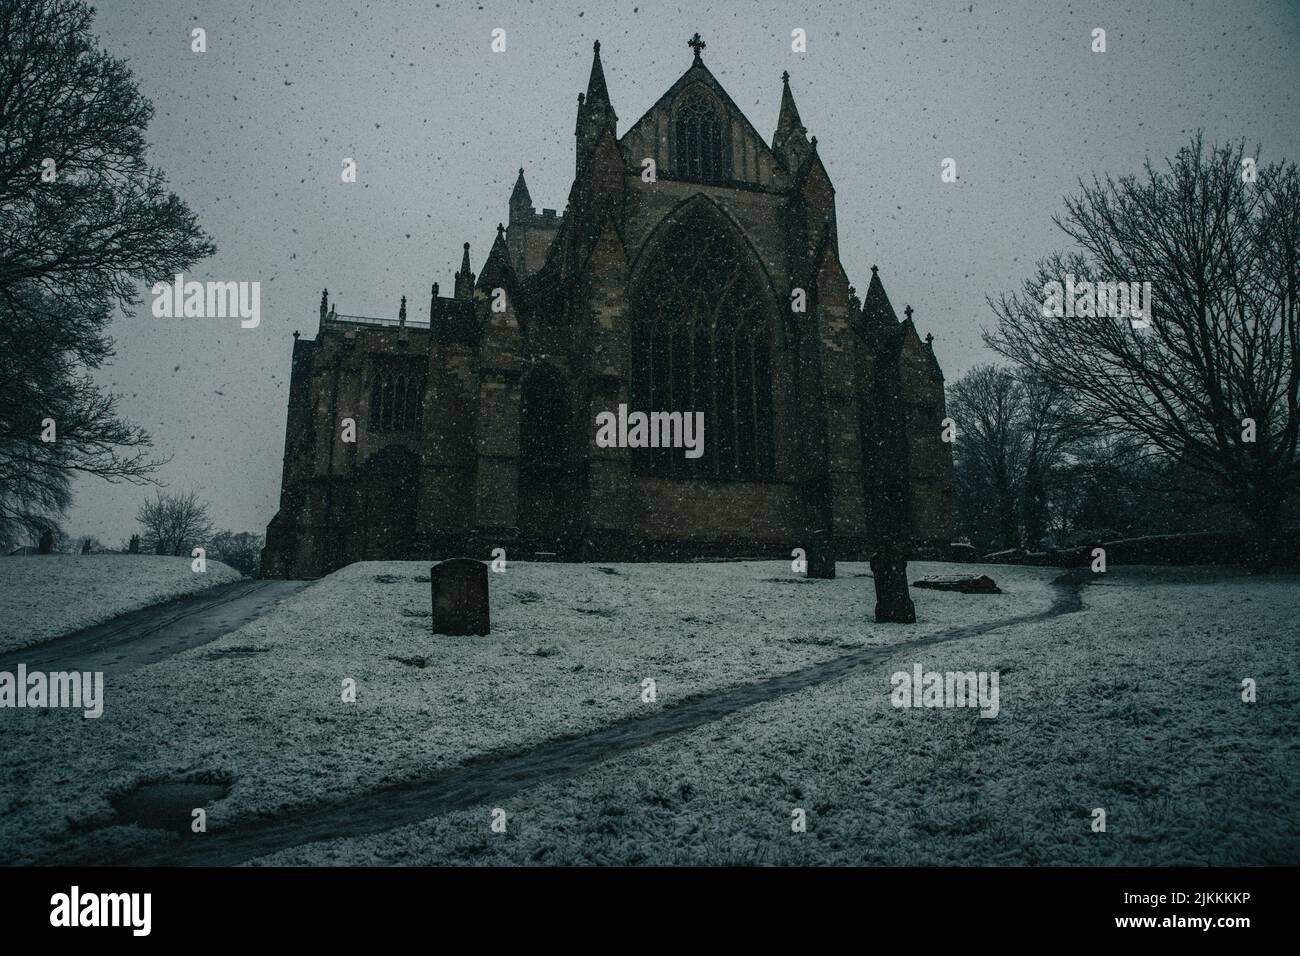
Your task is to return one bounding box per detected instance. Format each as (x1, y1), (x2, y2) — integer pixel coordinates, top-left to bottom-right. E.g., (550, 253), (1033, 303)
(13, 488), (264, 578)
(133, 489), (262, 575)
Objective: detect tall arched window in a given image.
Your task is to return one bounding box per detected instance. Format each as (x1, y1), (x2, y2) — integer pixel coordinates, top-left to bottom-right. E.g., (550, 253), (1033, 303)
(370, 364), (425, 432)
(674, 91), (724, 183)
(631, 204), (776, 480)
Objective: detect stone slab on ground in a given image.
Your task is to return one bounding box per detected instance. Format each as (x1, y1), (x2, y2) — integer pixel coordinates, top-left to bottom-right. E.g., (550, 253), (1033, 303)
(912, 573), (1002, 594)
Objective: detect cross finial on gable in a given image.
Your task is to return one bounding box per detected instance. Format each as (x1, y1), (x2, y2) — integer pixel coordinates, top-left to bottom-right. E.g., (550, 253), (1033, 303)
(904, 304), (914, 321)
(688, 32), (706, 60)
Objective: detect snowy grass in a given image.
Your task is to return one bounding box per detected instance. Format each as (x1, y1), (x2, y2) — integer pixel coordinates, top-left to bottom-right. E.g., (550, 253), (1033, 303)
(248, 565), (1300, 866)
(0, 554), (242, 654)
(0, 559), (1058, 863)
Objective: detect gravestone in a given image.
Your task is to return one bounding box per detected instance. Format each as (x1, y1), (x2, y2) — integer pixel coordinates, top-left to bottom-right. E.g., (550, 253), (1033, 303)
(806, 528), (836, 579)
(430, 558), (490, 635)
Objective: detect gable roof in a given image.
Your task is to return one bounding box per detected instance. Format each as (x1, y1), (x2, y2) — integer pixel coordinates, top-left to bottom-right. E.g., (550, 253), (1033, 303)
(619, 53), (787, 173)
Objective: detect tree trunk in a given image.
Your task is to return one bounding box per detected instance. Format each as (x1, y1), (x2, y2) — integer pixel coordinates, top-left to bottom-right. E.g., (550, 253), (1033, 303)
(1241, 486), (1285, 572)
(993, 466), (1018, 549)
(871, 544), (916, 623)
(1023, 465), (1047, 548)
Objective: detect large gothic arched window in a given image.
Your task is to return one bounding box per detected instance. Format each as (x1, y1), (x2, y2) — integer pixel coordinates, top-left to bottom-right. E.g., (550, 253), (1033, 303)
(631, 205), (775, 480)
(674, 91), (724, 183)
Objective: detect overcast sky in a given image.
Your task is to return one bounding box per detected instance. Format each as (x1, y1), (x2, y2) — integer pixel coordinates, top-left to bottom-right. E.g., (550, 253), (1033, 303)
(66, 0), (1300, 546)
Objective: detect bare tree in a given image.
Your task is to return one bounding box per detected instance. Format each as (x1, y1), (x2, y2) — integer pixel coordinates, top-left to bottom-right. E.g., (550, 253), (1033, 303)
(948, 365), (1081, 551)
(137, 490), (213, 557)
(0, 0), (214, 547)
(986, 135), (1300, 568)
(1019, 375), (1080, 548)
(947, 365), (1026, 550)
(208, 531), (264, 578)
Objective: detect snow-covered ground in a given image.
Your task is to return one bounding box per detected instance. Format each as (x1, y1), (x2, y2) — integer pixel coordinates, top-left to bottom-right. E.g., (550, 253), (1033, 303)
(0, 559), (1058, 863)
(251, 565), (1299, 866)
(3, 559), (1294, 866)
(0, 554), (242, 654)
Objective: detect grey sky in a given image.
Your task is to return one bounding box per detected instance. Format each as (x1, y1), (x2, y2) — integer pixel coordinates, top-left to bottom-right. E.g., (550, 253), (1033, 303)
(68, 0), (1300, 546)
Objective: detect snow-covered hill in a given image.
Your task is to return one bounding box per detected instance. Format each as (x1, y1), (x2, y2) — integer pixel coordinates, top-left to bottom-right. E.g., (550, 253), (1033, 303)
(0, 554), (241, 654)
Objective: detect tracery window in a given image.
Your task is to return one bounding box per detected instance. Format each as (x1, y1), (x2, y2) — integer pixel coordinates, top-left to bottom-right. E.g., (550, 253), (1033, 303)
(674, 91), (725, 183)
(631, 206), (775, 480)
(369, 365), (424, 433)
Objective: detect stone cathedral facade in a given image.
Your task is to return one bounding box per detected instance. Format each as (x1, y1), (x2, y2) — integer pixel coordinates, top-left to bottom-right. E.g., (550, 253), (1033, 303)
(262, 37), (953, 579)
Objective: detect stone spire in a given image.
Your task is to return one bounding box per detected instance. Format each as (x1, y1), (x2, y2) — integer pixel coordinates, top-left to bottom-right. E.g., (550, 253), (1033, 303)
(860, 264), (901, 331)
(923, 327), (944, 380)
(509, 167), (533, 221)
(398, 295), (407, 326)
(454, 242), (475, 300)
(319, 288), (329, 322)
(586, 40), (612, 108)
(773, 70), (811, 168)
(478, 223), (514, 292)
(575, 40), (617, 174)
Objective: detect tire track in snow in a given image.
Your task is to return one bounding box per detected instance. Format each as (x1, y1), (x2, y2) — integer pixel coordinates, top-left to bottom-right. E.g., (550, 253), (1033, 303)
(73, 571), (1088, 866)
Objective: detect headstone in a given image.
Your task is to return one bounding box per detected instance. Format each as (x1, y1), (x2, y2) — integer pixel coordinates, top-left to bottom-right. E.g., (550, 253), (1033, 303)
(430, 558), (490, 635)
(912, 574), (1001, 594)
(806, 528), (835, 579)
(871, 547), (915, 623)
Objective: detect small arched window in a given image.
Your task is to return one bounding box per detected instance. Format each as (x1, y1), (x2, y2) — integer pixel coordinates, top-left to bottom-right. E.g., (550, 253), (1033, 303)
(674, 92), (724, 183)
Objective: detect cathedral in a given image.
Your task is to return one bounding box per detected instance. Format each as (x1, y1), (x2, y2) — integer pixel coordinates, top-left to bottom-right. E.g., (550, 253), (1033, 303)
(261, 35), (954, 578)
